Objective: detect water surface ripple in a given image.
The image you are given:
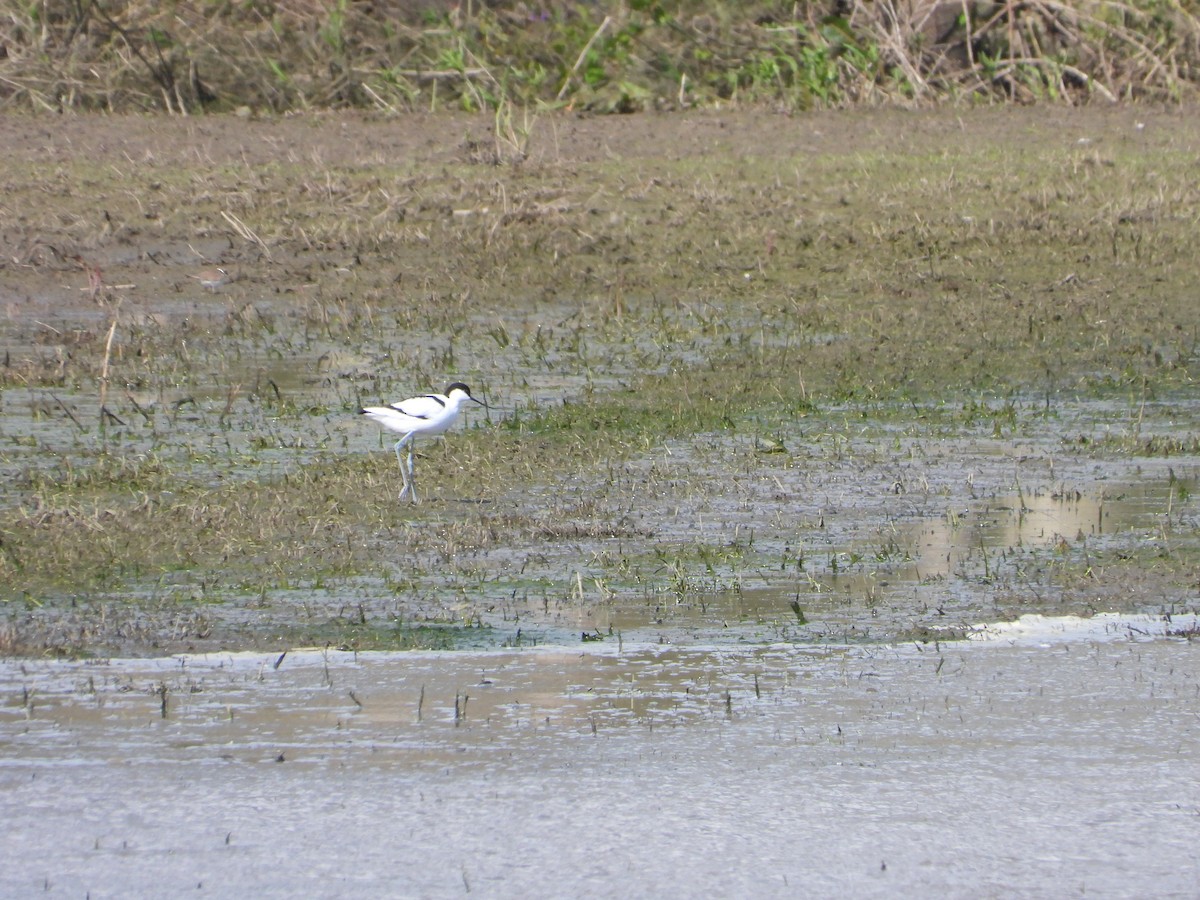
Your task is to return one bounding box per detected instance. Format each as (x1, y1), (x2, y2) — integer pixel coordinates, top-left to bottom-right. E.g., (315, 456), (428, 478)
(2, 615), (1197, 898)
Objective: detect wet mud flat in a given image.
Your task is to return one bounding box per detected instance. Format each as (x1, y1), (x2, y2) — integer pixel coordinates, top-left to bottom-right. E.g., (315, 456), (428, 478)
(2, 106), (1200, 895)
(2, 615), (1198, 897)
(3, 107), (1200, 653)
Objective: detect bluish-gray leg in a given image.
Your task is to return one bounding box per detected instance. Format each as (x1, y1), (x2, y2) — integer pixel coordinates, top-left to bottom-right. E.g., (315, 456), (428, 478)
(394, 434), (417, 503)
(406, 443), (418, 504)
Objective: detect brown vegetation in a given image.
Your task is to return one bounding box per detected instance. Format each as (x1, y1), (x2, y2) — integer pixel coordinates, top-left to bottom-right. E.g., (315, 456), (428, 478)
(2, 1), (1199, 115)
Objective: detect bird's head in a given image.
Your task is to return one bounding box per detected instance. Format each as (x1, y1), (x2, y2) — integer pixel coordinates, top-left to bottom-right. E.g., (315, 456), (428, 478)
(447, 383), (485, 406)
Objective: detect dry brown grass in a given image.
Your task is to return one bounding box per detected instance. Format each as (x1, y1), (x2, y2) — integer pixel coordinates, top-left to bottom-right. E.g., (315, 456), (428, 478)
(1, 1), (1198, 114)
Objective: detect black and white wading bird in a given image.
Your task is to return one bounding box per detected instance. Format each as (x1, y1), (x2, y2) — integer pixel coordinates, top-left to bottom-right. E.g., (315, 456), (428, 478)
(360, 383), (484, 503)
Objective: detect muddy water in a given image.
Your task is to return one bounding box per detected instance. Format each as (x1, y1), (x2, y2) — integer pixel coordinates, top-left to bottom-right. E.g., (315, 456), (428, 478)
(516, 452), (1199, 648)
(2, 616), (1197, 898)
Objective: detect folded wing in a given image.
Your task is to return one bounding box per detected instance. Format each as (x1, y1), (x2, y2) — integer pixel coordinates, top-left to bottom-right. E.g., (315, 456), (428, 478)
(391, 395), (446, 419)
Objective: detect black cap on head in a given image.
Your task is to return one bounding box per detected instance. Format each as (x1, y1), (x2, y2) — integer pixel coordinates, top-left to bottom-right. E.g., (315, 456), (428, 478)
(446, 382), (472, 396)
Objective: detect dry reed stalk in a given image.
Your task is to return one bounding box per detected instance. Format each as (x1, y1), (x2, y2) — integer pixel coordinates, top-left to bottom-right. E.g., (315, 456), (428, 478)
(221, 210), (272, 260)
(557, 14), (612, 101)
(99, 315), (118, 426)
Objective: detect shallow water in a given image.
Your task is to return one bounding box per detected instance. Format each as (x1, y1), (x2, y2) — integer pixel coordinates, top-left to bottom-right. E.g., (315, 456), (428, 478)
(3, 615), (1197, 898)
(506, 458), (1198, 649)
